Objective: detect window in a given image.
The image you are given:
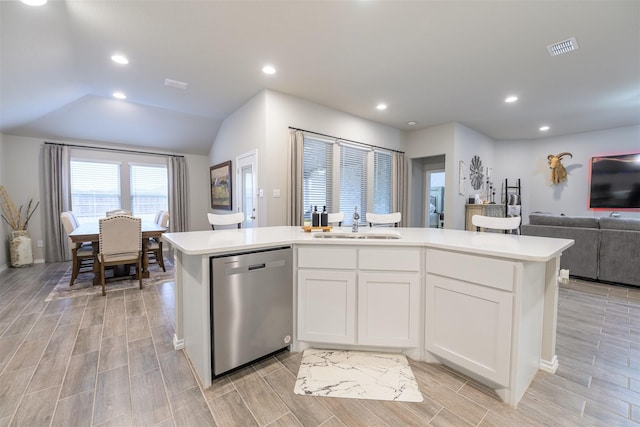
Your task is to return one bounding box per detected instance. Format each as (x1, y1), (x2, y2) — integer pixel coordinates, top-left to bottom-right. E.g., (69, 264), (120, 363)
(339, 144), (368, 223)
(70, 151), (168, 224)
(373, 151), (392, 214)
(302, 136), (395, 225)
(70, 160), (121, 223)
(303, 138), (334, 220)
(130, 164), (168, 222)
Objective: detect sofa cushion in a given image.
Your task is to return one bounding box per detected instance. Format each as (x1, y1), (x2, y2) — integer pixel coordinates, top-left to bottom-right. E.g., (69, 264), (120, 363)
(520, 224), (599, 280)
(528, 214), (599, 229)
(599, 217), (640, 231)
(599, 227), (640, 286)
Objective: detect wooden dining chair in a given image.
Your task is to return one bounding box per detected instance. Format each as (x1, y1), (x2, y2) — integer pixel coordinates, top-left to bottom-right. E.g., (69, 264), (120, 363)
(207, 212), (245, 230)
(60, 211), (94, 286)
(472, 215), (521, 234)
(148, 211), (169, 271)
(97, 215), (142, 296)
(366, 212), (401, 227)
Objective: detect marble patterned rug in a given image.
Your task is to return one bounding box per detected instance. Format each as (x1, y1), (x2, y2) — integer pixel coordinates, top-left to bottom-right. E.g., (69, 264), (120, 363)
(294, 349), (423, 402)
(45, 260), (174, 301)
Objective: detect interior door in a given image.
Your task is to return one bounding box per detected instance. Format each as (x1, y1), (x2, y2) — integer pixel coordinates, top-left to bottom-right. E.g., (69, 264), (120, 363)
(426, 170), (445, 228)
(236, 150), (257, 228)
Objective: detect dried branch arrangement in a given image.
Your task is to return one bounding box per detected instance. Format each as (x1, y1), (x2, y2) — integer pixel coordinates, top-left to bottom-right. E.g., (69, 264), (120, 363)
(0, 185), (40, 231)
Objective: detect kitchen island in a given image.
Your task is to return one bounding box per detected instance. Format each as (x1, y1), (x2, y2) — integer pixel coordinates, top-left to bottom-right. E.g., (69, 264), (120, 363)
(162, 226), (573, 407)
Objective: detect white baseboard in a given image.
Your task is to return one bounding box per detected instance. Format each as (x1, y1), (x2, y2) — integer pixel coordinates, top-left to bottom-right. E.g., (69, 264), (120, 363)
(540, 355), (558, 373)
(0, 263), (7, 273)
(34, 258), (45, 264)
(173, 334), (185, 350)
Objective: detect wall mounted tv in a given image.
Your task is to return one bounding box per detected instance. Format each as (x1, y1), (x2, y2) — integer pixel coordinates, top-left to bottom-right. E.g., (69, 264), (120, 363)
(589, 152), (640, 210)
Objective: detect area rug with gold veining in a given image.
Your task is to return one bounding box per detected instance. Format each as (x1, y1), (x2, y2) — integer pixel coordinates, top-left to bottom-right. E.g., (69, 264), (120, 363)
(45, 260), (175, 301)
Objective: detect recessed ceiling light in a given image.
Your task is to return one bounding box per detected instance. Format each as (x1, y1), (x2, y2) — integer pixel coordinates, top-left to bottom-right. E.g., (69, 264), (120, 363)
(262, 65), (276, 75)
(407, 121), (417, 126)
(505, 96), (518, 103)
(21, 0), (47, 6)
(539, 125), (550, 131)
(376, 103), (387, 110)
(111, 54), (129, 65)
(112, 92), (126, 100)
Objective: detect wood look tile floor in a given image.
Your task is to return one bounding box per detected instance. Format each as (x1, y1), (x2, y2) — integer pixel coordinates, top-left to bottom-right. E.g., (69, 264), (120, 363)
(1, 261), (639, 426)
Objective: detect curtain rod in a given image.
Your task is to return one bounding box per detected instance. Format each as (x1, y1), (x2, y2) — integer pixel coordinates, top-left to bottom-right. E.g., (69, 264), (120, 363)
(44, 142), (185, 158)
(288, 127), (405, 154)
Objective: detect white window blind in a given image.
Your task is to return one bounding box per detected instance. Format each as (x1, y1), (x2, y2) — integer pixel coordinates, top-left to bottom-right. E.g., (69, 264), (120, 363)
(340, 144), (368, 224)
(303, 138), (334, 220)
(70, 160), (121, 223)
(373, 151), (392, 214)
(130, 164), (168, 222)
(301, 134), (399, 226)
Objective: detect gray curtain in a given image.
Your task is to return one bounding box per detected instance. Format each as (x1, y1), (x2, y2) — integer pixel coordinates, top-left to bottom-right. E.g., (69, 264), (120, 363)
(392, 151), (408, 227)
(43, 143), (71, 262)
(287, 130), (304, 226)
(168, 156), (188, 232)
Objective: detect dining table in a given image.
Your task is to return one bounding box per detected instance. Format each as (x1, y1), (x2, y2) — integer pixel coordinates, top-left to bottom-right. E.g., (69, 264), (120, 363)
(69, 220), (167, 284)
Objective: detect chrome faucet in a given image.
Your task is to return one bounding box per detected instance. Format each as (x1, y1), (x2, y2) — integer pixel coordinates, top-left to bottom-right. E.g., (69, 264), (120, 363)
(352, 207), (360, 233)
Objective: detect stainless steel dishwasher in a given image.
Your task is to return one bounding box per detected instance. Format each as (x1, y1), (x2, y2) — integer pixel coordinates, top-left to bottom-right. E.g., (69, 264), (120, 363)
(210, 246), (293, 377)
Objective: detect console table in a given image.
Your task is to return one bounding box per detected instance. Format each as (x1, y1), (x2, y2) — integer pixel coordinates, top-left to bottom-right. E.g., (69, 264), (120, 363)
(465, 203), (505, 231)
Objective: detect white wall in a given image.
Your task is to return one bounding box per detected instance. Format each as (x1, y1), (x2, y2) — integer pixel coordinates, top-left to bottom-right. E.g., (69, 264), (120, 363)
(453, 124), (496, 228)
(406, 123), (469, 228)
(210, 89), (406, 226)
(209, 91), (268, 224)
(265, 90), (405, 225)
(0, 133), (7, 271)
(3, 135), (45, 262)
(495, 125), (640, 221)
(0, 134), (211, 266)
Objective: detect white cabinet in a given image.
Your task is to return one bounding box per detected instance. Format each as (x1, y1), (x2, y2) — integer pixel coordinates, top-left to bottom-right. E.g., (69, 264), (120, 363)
(425, 273), (512, 386)
(298, 269), (356, 344)
(358, 272), (420, 347)
(425, 248), (546, 406)
(297, 245), (421, 348)
(297, 246), (358, 344)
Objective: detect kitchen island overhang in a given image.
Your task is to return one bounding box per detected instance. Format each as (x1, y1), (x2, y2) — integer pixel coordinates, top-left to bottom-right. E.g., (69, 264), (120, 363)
(162, 226), (573, 407)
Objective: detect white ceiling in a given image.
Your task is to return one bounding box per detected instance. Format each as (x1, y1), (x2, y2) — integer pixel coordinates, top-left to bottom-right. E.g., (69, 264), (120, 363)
(1, 1), (639, 156)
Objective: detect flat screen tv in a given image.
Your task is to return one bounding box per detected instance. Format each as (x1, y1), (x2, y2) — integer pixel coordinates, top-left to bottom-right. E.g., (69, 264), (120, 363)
(589, 152), (640, 210)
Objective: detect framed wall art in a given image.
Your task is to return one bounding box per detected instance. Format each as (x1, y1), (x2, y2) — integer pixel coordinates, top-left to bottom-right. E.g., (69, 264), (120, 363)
(210, 160), (232, 210)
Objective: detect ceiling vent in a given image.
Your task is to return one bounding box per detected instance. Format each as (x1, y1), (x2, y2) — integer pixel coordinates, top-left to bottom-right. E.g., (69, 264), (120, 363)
(547, 37), (579, 56)
(164, 78), (188, 90)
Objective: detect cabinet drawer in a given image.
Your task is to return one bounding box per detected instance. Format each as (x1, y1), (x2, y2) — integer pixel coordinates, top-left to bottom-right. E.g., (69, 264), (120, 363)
(359, 248), (420, 271)
(298, 246), (357, 269)
(426, 249), (515, 291)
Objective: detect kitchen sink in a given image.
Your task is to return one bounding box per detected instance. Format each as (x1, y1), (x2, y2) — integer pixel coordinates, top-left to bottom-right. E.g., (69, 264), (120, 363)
(313, 232), (400, 240)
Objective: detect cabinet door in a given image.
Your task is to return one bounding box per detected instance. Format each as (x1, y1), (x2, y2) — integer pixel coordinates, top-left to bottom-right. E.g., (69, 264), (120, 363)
(298, 269), (356, 344)
(425, 273), (513, 386)
(358, 272), (420, 347)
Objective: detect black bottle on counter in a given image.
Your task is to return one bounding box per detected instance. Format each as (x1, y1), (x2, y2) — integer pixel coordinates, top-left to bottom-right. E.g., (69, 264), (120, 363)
(320, 206), (328, 227)
(312, 205), (320, 227)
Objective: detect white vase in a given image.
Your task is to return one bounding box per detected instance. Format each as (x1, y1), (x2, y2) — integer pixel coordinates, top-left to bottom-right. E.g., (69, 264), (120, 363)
(10, 230), (33, 267)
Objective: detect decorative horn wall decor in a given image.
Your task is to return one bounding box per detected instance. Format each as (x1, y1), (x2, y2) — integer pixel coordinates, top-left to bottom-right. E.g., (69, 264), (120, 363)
(547, 152), (573, 184)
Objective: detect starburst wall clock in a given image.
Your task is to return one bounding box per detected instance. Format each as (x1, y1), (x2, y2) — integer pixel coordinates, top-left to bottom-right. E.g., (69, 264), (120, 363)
(470, 155), (484, 190)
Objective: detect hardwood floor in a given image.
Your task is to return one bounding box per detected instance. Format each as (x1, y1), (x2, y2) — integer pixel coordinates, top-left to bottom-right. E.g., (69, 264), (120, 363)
(0, 261), (638, 426)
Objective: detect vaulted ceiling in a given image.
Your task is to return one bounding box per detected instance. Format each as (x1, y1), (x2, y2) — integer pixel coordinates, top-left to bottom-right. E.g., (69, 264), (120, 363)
(1, 1), (638, 155)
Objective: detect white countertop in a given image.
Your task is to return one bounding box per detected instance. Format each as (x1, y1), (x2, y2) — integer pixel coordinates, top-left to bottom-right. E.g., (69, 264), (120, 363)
(163, 226), (574, 262)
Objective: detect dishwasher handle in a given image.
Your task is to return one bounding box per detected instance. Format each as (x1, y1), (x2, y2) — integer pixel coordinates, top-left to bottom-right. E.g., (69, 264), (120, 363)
(223, 258), (286, 276)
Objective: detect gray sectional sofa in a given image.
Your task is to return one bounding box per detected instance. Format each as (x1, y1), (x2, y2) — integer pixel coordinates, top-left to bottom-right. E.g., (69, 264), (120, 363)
(521, 214), (640, 287)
